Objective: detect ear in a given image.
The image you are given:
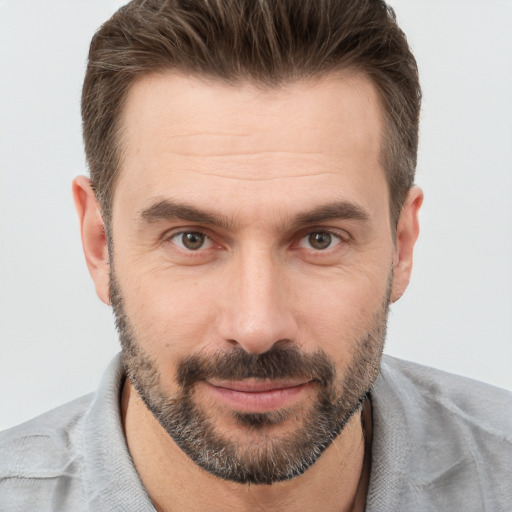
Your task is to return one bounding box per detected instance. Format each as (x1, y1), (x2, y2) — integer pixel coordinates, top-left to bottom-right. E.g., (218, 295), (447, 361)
(72, 176), (110, 305)
(391, 186), (423, 303)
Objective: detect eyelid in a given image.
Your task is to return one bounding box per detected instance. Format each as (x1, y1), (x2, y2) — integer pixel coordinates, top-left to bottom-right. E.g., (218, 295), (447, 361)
(161, 226), (208, 241)
(159, 225), (350, 253)
(298, 226), (350, 240)
(163, 228), (214, 252)
(300, 231), (339, 248)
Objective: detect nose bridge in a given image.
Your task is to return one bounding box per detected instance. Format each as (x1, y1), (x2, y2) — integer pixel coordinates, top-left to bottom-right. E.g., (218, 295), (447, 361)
(220, 243), (296, 354)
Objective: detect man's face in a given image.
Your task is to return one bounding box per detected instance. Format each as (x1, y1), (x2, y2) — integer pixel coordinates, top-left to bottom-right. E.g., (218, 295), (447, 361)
(107, 72), (399, 483)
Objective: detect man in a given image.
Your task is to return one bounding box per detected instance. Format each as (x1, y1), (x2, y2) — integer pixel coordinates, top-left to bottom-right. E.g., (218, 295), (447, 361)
(1, 0), (510, 510)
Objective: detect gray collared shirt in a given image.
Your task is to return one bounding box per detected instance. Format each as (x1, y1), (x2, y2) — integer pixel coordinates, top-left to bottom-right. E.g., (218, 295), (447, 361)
(1, 354), (511, 511)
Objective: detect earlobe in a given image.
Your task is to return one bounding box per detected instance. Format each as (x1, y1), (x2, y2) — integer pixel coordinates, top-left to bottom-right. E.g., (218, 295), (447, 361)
(72, 176), (111, 305)
(391, 186), (423, 303)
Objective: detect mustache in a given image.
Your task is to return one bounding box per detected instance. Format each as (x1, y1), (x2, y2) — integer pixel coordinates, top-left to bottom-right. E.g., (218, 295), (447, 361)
(176, 344), (336, 389)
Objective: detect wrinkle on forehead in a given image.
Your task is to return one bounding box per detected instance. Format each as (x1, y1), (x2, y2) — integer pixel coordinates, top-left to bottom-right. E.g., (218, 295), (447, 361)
(164, 169), (343, 183)
(120, 71), (384, 161)
(157, 131), (253, 139)
(150, 149), (327, 158)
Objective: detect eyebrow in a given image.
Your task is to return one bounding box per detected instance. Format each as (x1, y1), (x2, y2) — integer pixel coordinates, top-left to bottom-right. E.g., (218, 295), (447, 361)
(138, 199), (234, 229)
(137, 198), (370, 230)
(290, 202), (370, 227)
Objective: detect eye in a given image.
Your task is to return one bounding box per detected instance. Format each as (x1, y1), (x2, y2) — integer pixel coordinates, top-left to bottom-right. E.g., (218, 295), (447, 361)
(169, 231), (212, 251)
(298, 231), (342, 251)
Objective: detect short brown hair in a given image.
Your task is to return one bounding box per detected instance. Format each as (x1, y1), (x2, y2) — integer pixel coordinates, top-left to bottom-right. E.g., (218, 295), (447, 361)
(82, 0), (420, 227)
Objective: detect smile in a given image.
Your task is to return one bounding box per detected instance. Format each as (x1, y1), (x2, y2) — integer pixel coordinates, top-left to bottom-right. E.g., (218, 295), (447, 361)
(204, 379), (313, 413)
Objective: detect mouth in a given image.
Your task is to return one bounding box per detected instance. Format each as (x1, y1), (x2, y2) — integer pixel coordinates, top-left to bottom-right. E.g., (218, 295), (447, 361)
(204, 379), (313, 413)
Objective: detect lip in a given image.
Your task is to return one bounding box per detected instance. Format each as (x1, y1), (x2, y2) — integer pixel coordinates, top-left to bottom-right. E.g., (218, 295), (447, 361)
(205, 379), (313, 413)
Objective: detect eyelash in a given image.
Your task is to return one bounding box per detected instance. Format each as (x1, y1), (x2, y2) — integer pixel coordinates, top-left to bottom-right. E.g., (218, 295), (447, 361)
(296, 230), (343, 251)
(163, 227), (349, 255)
(166, 231), (214, 252)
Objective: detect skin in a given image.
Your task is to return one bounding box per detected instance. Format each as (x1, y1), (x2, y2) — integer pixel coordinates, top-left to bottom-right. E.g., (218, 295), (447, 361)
(73, 72), (422, 511)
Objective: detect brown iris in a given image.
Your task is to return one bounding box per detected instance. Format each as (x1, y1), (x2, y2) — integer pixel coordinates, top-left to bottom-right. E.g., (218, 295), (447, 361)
(181, 232), (206, 250)
(308, 231), (332, 250)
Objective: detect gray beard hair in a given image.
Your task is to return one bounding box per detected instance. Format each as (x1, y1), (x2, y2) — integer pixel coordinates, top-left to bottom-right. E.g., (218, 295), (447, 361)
(110, 267), (389, 485)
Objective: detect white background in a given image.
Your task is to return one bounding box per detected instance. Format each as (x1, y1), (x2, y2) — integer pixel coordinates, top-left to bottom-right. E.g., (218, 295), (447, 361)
(1, 0), (511, 431)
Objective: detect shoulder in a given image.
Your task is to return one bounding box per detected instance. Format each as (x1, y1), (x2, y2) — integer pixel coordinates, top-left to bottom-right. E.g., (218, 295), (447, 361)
(379, 354), (512, 437)
(0, 393), (94, 475)
(0, 393), (94, 510)
(369, 355), (512, 511)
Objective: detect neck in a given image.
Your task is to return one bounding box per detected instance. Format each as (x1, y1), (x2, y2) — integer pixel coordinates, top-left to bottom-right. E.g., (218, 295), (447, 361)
(122, 380), (372, 512)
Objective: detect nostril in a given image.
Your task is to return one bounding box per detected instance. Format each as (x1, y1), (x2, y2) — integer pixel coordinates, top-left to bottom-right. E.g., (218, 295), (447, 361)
(225, 337), (294, 354)
(272, 338), (294, 348)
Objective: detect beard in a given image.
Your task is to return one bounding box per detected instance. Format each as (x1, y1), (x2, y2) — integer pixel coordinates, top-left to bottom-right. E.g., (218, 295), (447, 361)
(110, 269), (389, 485)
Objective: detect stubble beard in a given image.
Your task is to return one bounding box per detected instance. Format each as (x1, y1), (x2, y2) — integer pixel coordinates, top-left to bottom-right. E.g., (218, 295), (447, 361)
(110, 269), (389, 485)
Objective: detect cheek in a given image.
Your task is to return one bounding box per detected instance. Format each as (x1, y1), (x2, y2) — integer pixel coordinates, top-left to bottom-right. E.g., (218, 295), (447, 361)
(118, 264), (220, 360)
(293, 266), (390, 357)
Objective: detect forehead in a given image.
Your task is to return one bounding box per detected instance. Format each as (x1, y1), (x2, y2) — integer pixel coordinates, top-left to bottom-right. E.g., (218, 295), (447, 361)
(114, 71), (387, 224)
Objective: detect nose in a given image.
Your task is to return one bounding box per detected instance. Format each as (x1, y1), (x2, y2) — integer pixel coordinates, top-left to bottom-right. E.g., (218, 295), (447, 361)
(217, 246), (298, 354)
